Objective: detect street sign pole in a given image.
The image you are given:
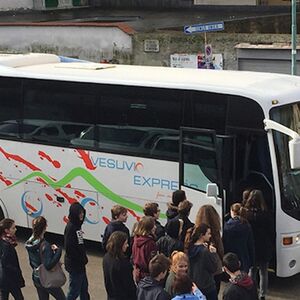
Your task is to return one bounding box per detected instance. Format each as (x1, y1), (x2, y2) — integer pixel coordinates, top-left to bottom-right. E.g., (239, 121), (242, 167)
(291, 0), (297, 75)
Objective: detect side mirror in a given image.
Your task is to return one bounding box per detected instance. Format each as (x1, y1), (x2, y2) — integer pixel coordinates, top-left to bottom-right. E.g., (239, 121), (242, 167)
(206, 183), (218, 198)
(289, 138), (300, 169)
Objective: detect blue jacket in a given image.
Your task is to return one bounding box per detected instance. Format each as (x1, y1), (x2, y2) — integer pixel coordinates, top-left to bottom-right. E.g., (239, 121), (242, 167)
(172, 288), (206, 300)
(25, 237), (62, 285)
(223, 217), (254, 272)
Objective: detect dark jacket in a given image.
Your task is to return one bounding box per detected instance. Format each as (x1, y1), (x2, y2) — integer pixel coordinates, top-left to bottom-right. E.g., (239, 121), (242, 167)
(64, 202), (88, 273)
(188, 244), (218, 295)
(170, 214), (194, 243)
(0, 239), (25, 290)
(102, 252), (136, 300)
(223, 217), (255, 273)
(155, 220), (165, 241)
(102, 220), (130, 252)
(132, 235), (157, 280)
(156, 235), (183, 258)
(137, 276), (171, 300)
(25, 238), (62, 285)
(223, 272), (258, 300)
(246, 209), (274, 263)
(166, 203), (178, 221)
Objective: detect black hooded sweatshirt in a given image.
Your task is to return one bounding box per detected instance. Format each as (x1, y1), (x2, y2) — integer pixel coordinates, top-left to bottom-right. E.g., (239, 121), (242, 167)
(64, 202), (88, 273)
(223, 272), (258, 300)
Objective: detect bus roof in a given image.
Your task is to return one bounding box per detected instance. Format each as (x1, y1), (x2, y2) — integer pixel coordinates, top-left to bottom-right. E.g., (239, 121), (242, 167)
(0, 53), (299, 113)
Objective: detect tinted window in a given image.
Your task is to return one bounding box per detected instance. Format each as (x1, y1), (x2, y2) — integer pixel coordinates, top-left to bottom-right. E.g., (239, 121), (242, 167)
(192, 92), (227, 134)
(23, 79), (96, 146)
(0, 77), (22, 138)
(227, 96), (264, 130)
(94, 85), (182, 158)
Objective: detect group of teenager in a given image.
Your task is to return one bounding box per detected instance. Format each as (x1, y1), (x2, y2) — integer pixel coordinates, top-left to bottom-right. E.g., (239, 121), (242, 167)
(102, 189), (274, 300)
(0, 188), (273, 300)
(0, 202), (90, 300)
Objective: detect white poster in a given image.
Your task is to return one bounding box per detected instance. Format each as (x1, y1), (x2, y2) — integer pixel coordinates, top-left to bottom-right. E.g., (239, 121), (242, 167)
(170, 53), (223, 70)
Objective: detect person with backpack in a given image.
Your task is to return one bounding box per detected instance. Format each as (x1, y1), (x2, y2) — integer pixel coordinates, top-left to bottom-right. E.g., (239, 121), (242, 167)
(25, 216), (65, 300)
(222, 252), (258, 300)
(64, 202), (90, 300)
(0, 218), (25, 300)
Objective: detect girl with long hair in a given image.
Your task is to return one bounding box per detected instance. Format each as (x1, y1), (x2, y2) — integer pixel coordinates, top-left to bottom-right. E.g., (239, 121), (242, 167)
(223, 203), (254, 273)
(165, 251), (189, 297)
(103, 231), (136, 300)
(187, 223), (218, 300)
(0, 218), (25, 300)
(132, 216), (158, 283)
(194, 205), (224, 293)
(25, 216), (65, 300)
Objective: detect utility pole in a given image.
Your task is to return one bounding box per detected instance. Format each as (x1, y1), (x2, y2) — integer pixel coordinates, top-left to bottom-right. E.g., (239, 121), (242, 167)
(291, 0), (297, 75)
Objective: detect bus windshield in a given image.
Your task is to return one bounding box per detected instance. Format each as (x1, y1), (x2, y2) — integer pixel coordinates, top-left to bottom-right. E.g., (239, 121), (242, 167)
(271, 103), (300, 219)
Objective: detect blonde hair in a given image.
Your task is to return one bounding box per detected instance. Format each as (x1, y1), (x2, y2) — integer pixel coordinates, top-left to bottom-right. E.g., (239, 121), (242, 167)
(170, 251), (189, 273)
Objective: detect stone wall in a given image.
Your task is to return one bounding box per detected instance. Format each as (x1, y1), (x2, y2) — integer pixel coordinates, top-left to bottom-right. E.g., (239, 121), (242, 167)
(132, 32), (295, 70)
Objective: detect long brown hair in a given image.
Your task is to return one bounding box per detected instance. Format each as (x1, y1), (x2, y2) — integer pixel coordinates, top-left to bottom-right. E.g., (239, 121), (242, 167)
(195, 205), (224, 258)
(244, 189), (268, 211)
(134, 216), (155, 237)
(106, 231), (127, 259)
(32, 216), (47, 240)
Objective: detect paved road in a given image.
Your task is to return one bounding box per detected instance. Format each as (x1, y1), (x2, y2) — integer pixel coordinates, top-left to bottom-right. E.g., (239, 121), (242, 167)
(15, 228), (300, 299)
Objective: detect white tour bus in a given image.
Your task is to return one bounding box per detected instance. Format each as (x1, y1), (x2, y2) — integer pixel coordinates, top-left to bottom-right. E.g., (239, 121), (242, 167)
(0, 53), (300, 277)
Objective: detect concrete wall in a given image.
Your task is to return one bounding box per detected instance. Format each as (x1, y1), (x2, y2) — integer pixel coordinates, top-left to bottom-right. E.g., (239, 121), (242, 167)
(0, 0), (33, 10)
(0, 25), (132, 63)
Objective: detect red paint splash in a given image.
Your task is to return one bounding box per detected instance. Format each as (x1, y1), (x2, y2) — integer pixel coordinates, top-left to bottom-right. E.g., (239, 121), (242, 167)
(128, 209), (140, 222)
(74, 190), (86, 198)
(65, 184), (72, 188)
(36, 177), (48, 185)
(76, 150), (96, 170)
(38, 151), (61, 169)
(0, 147), (41, 171)
(63, 216), (69, 223)
(0, 175), (12, 186)
(89, 202), (96, 206)
(45, 194), (53, 201)
(25, 201), (37, 212)
(56, 189), (78, 205)
(102, 216), (110, 225)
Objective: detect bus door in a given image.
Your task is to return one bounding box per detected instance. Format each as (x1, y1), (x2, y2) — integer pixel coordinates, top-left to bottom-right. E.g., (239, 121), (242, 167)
(179, 127), (236, 222)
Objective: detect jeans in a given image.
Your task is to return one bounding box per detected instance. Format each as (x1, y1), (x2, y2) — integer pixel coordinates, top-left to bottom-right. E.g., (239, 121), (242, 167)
(66, 271), (90, 300)
(1, 288), (24, 300)
(250, 261), (269, 298)
(35, 284), (66, 300)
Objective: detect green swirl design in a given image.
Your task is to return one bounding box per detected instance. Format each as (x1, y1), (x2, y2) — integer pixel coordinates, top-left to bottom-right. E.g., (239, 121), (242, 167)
(7, 167), (167, 218)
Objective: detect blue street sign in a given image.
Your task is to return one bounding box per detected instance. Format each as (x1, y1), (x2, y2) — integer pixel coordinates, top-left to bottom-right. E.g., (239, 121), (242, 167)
(184, 21), (224, 34)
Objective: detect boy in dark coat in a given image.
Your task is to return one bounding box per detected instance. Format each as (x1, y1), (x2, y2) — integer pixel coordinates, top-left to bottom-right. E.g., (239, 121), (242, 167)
(166, 190), (186, 221)
(223, 252), (258, 300)
(102, 205), (130, 252)
(137, 253), (171, 300)
(64, 202), (90, 300)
